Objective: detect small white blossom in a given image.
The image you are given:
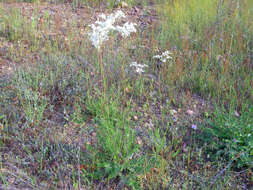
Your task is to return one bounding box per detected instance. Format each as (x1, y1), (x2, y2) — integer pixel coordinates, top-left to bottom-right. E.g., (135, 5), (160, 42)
(153, 50), (173, 63)
(115, 22), (137, 38)
(99, 13), (106, 20)
(248, 134), (251, 137)
(130, 62), (148, 74)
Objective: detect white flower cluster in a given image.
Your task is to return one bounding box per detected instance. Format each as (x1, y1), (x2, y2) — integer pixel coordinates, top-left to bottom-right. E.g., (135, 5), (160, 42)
(153, 50), (173, 63)
(89, 10), (137, 50)
(130, 62), (148, 74)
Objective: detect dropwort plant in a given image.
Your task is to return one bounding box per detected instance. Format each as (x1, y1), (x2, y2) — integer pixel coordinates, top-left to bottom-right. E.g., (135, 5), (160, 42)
(88, 10), (137, 97)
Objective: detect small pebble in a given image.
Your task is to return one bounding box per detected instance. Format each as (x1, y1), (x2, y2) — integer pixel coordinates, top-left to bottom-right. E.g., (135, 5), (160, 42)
(91, 132), (96, 137)
(170, 109), (177, 115)
(187, 110), (195, 116)
(234, 111), (240, 117)
(136, 136), (143, 145)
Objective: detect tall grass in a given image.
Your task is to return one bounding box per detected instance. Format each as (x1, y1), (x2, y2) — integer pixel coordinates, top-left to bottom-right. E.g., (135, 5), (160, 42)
(154, 0), (252, 111)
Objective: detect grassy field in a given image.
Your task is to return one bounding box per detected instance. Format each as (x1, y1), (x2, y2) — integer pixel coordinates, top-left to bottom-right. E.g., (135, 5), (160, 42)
(0, 0), (252, 189)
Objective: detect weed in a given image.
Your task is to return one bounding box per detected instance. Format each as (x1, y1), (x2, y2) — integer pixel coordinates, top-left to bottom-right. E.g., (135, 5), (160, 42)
(201, 106), (253, 168)
(84, 92), (145, 188)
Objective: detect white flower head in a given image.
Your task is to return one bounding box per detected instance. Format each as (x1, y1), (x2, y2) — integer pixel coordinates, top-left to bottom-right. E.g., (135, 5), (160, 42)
(116, 22), (137, 38)
(153, 50), (173, 63)
(88, 10), (136, 50)
(130, 62), (148, 74)
(99, 13), (107, 20)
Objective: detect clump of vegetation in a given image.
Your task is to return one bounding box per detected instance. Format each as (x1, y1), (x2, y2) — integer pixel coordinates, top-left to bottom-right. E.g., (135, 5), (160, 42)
(201, 106), (253, 169)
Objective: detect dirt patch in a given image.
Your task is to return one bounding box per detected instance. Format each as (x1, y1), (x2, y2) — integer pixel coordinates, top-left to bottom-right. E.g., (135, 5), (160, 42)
(0, 57), (16, 78)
